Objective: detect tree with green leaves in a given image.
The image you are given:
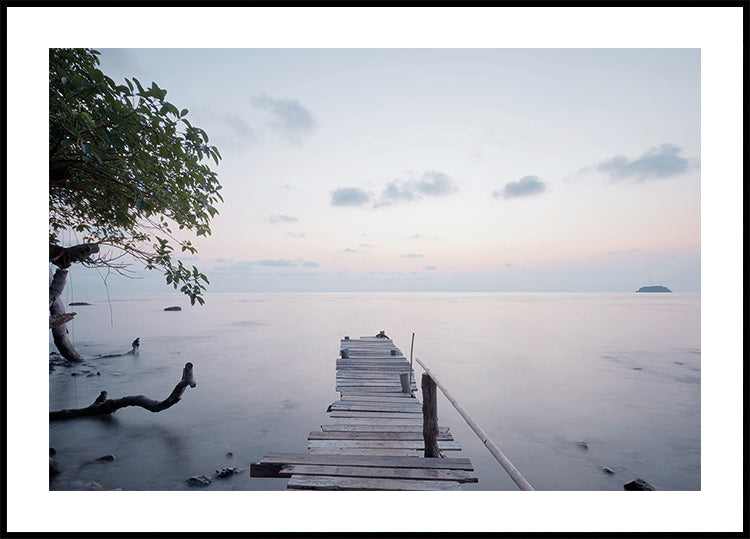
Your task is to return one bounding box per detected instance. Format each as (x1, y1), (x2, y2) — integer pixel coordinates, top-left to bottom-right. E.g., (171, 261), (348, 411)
(49, 48), (223, 361)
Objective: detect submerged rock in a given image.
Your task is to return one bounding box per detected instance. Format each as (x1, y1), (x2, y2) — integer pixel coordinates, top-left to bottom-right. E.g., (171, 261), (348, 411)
(602, 467), (615, 475)
(89, 482), (102, 490)
(624, 478), (655, 490)
(164, 306), (182, 311)
(577, 441), (589, 450)
(186, 474), (213, 487)
(49, 457), (61, 475)
(87, 454), (116, 464)
(216, 467), (238, 478)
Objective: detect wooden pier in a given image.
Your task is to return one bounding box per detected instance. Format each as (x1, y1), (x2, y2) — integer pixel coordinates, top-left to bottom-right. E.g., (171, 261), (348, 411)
(251, 334), (478, 490)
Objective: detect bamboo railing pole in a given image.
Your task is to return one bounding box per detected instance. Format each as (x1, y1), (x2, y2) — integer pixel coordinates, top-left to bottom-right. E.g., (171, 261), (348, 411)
(414, 357), (535, 491)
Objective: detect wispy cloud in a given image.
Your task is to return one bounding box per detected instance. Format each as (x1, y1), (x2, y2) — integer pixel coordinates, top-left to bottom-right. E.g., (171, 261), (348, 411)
(287, 232), (307, 238)
(424, 266), (436, 270)
(493, 176), (546, 199)
(257, 259), (298, 267)
(252, 94), (316, 144)
(401, 253), (425, 258)
(595, 144), (690, 181)
(268, 214), (298, 224)
(331, 187), (372, 207)
(332, 170), (458, 209)
(375, 171), (458, 208)
(607, 248), (640, 255)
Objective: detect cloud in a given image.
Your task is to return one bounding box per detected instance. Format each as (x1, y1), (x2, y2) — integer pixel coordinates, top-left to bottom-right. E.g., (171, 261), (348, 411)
(221, 112), (256, 142)
(493, 176), (546, 199)
(252, 94), (316, 144)
(414, 170), (458, 196)
(375, 171), (458, 207)
(334, 171), (458, 209)
(268, 214), (298, 224)
(505, 263), (515, 267)
(301, 260), (319, 268)
(257, 259), (298, 267)
(343, 248), (357, 253)
(401, 253), (424, 258)
(595, 144), (689, 181)
(287, 232), (307, 238)
(424, 266), (436, 271)
(607, 248), (640, 255)
(331, 187), (372, 207)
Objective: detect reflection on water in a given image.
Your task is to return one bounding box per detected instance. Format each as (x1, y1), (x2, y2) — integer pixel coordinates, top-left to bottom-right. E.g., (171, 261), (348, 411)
(49, 292), (700, 490)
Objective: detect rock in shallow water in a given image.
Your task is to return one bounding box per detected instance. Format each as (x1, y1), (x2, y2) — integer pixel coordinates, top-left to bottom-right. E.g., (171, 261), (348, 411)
(216, 467), (238, 478)
(164, 306), (182, 311)
(186, 474), (213, 487)
(624, 478), (655, 490)
(49, 457), (61, 475)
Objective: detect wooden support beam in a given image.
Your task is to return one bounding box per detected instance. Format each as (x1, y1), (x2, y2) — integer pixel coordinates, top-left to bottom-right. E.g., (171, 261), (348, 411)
(422, 373), (440, 458)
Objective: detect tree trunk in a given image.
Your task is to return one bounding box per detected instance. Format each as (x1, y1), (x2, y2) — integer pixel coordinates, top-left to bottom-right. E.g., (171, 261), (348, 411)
(50, 363), (196, 420)
(49, 267), (84, 362)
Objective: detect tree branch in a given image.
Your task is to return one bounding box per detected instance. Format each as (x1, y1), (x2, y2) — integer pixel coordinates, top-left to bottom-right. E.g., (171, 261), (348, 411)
(50, 242), (100, 268)
(49, 363), (196, 420)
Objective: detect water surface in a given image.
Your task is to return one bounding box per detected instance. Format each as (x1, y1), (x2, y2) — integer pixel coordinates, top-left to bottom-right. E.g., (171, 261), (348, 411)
(49, 292), (700, 491)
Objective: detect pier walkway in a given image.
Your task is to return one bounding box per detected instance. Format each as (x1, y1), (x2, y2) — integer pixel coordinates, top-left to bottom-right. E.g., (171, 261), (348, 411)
(251, 334), (478, 490)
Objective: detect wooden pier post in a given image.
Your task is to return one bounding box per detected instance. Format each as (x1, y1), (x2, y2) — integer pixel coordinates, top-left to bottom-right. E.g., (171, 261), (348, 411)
(422, 373), (440, 458)
(400, 372), (411, 394)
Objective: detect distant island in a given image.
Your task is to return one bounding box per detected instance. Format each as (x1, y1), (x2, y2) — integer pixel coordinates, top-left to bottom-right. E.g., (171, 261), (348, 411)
(636, 285), (672, 293)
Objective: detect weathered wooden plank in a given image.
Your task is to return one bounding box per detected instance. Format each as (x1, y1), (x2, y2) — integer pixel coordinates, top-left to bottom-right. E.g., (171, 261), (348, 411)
(308, 431), (454, 441)
(286, 475), (462, 490)
(329, 410), (424, 418)
(278, 464), (477, 483)
(340, 395), (419, 402)
(320, 424), (450, 433)
(328, 403), (423, 413)
(337, 388), (416, 394)
(255, 452), (474, 470)
(333, 397), (420, 405)
(308, 440), (461, 450)
(306, 448), (421, 457)
(337, 373), (410, 378)
(335, 381), (408, 386)
(325, 417), (425, 426)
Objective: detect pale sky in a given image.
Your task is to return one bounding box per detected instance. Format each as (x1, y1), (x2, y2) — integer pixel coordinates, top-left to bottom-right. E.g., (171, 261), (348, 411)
(61, 46), (702, 293)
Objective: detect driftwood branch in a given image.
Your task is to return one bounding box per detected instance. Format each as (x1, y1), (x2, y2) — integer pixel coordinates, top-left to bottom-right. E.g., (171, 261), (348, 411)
(97, 338), (140, 358)
(49, 363), (196, 420)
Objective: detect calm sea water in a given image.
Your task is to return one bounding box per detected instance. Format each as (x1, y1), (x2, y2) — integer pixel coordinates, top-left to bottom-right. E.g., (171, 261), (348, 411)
(48, 292), (700, 492)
